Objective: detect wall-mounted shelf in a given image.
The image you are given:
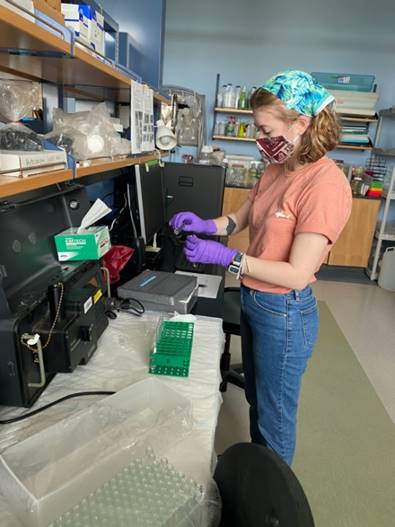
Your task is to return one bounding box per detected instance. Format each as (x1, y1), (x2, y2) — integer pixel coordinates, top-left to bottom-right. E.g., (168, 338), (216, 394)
(337, 143), (373, 151)
(0, 169), (72, 199)
(213, 135), (373, 150)
(214, 107), (253, 115)
(213, 103), (375, 150)
(213, 135), (255, 143)
(0, 5), (69, 55)
(76, 154), (161, 178)
(214, 107), (377, 123)
(0, 5), (171, 105)
(339, 114), (378, 123)
(0, 153), (165, 199)
(154, 92), (172, 105)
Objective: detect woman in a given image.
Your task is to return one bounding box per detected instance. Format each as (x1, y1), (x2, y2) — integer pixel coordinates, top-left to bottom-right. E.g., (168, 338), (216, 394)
(169, 70), (352, 465)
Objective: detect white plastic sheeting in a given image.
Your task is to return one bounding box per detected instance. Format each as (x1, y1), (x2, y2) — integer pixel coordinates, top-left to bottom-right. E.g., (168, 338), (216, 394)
(0, 312), (224, 527)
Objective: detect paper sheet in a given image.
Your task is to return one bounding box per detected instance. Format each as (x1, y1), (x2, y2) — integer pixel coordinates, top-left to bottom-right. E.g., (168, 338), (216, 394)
(77, 198), (111, 233)
(130, 81), (144, 154)
(141, 86), (154, 152)
(175, 271), (222, 299)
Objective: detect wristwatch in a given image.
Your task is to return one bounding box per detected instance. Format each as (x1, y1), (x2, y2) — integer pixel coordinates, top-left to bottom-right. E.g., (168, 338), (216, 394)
(227, 251), (244, 278)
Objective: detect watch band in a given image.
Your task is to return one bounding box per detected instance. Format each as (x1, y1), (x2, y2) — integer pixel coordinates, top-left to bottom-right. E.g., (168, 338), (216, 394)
(227, 251), (245, 279)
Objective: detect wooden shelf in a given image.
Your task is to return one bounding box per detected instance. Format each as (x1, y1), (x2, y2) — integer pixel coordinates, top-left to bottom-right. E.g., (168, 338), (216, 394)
(336, 143), (373, 151)
(0, 154), (164, 198)
(153, 91), (171, 105)
(214, 107), (378, 123)
(0, 6), (69, 55)
(0, 6), (171, 104)
(215, 107), (253, 115)
(339, 114), (378, 123)
(0, 169), (72, 199)
(213, 135), (255, 142)
(213, 136), (373, 150)
(0, 5), (71, 85)
(76, 153), (161, 178)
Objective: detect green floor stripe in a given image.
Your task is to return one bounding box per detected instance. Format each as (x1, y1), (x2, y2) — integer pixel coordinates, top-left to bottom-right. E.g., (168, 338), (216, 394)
(294, 301), (395, 527)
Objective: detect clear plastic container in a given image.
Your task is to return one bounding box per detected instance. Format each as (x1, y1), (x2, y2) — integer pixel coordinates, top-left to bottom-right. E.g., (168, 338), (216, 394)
(199, 145), (214, 165)
(0, 378), (192, 527)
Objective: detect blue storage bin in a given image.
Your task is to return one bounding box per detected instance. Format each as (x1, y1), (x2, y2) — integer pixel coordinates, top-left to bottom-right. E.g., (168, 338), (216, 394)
(311, 72), (375, 92)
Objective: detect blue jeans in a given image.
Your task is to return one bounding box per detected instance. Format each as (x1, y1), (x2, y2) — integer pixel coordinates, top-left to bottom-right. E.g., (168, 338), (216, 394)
(240, 284), (319, 465)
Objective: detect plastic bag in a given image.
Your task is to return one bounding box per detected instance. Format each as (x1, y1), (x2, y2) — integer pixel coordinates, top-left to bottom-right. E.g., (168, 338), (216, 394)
(48, 103), (131, 161)
(0, 123), (42, 151)
(44, 128), (75, 154)
(0, 81), (41, 122)
(102, 245), (134, 283)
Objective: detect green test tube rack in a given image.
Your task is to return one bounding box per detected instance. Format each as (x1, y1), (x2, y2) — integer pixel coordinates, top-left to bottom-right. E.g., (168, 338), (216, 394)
(149, 321), (194, 377)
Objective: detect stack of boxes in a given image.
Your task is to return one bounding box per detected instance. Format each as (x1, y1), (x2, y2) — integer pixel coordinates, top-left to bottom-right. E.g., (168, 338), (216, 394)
(61, 3), (104, 55)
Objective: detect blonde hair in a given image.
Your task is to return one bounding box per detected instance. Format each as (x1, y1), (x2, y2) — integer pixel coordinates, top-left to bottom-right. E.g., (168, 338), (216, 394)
(250, 88), (341, 165)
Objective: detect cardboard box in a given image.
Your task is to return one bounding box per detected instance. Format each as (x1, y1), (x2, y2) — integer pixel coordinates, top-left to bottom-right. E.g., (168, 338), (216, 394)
(61, 3), (89, 44)
(34, 0), (64, 24)
(54, 226), (111, 261)
(61, 3), (104, 53)
(45, 0), (61, 11)
(93, 10), (105, 55)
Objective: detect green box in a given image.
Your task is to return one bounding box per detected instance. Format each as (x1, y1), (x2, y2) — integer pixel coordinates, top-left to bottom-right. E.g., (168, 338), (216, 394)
(54, 226), (111, 261)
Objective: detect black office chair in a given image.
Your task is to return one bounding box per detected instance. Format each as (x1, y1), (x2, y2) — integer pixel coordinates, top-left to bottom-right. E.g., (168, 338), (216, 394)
(214, 443), (315, 527)
(220, 287), (245, 392)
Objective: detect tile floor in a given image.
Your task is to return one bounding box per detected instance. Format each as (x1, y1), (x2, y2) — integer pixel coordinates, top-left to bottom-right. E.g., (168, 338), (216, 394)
(214, 278), (395, 456)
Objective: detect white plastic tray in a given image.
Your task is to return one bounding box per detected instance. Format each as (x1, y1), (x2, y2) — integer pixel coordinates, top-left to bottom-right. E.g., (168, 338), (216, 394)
(0, 378), (192, 527)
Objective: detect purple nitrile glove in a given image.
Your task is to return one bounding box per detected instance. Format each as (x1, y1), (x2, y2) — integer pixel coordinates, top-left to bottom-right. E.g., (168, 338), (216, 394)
(169, 212), (217, 235)
(184, 235), (238, 267)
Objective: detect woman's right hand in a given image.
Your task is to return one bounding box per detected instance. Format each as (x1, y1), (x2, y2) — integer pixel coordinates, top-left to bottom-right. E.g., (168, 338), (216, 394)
(169, 212), (217, 235)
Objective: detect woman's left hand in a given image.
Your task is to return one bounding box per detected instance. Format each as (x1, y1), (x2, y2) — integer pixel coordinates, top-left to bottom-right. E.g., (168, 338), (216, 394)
(184, 235), (237, 267)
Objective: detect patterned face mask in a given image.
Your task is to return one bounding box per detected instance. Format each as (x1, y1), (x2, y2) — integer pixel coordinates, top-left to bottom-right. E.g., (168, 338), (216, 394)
(256, 135), (296, 164)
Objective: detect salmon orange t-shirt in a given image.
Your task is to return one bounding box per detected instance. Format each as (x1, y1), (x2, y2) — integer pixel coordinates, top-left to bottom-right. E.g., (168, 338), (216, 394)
(242, 157), (352, 293)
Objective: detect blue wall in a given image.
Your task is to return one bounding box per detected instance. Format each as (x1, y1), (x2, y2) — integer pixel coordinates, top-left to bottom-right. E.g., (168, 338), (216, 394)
(163, 0), (395, 165)
(101, 0), (165, 88)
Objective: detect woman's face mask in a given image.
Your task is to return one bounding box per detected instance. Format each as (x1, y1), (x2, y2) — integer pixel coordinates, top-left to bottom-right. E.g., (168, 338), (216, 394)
(253, 106), (304, 164)
(255, 135), (296, 164)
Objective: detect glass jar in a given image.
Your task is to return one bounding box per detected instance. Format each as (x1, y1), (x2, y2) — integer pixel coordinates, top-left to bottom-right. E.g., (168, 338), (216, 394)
(351, 176), (363, 195)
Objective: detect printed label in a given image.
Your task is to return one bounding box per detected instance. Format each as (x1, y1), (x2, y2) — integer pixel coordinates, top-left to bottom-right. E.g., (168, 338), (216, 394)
(83, 297), (93, 314)
(93, 289), (103, 304)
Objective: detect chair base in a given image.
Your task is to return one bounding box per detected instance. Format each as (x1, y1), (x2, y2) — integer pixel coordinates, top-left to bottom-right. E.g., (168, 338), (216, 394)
(220, 362), (245, 392)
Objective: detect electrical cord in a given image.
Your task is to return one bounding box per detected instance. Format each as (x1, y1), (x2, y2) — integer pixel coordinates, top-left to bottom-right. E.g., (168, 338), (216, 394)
(118, 298), (145, 316)
(0, 391), (116, 425)
(21, 281), (64, 353)
(103, 297), (145, 319)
